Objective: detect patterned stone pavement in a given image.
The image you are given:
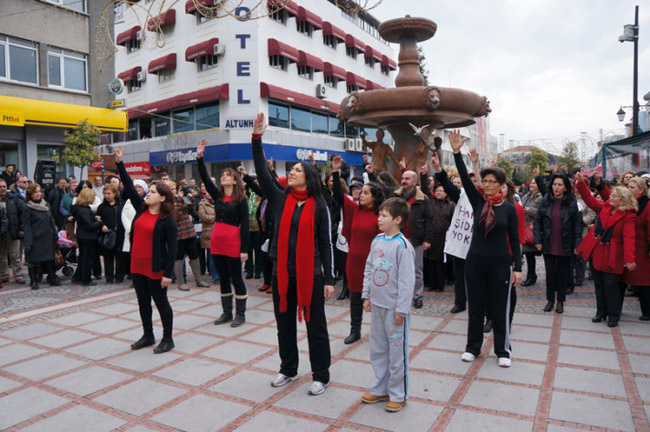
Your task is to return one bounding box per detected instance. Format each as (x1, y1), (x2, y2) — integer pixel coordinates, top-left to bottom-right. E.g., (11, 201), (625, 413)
(0, 263), (648, 432)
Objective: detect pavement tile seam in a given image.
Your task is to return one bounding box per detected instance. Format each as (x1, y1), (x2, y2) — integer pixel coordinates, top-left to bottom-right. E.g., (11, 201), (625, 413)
(532, 311), (562, 432)
(557, 343), (617, 352)
(453, 404), (536, 422)
(474, 377), (541, 390)
(551, 387), (630, 403)
(555, 363), (623, 375)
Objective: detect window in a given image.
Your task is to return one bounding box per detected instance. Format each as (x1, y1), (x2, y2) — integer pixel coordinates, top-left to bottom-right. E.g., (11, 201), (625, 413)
(297, 65), (313, 80)
(46, 0), (86, 12)
(126, 80), (142, 93)
(196, 103), (219, 130)
(173, 108), (195, 133)
(269, 103), (289, 129)
(158, 69), (175, 83)
(364, 57), (375, 68)
(312, 112), (328, 134)
(126, 38), (141, 53)
(346, 46), (357, 59)
(331, 116), (345, 137)
(324, 76), (338, 88)
(0, 36), (38, 84)
(269, 55), (287, 71)
(156, 24), (174, 43)
(290, 107), (310, 132)
(347, 84), (359, 93)
(381, 65), (390, 76)
(346, 124), (359, 137)
(127, 119), (139, 141)
(197, 55), (218, 71)
(48, 47), (87, 91)
(270, 8), (286, 23)
(323, 35), (337, 49)
(297, 21), (312, 36)
(153, 114), (170, 136)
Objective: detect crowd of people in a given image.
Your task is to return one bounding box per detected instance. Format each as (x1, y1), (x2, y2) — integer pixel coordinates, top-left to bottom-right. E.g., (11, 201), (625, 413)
(0, 118), (648, 410)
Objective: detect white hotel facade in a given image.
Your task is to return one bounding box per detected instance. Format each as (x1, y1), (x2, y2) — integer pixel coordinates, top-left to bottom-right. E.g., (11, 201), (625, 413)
(111, 0), (397, 179)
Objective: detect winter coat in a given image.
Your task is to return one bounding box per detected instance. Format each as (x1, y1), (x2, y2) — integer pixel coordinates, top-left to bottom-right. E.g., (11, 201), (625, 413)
(392, 186), (435, 246)
(576, 181), (636, 274)
(22, 200), (58, 263)
(198, 198), (215, 249)
(533, 193), (582, 257)
(0, 207), (7, 238)
(1, 191), (23, 239)
(426, 197), (455, 261)
(70, 204), (103, 240)
(97, 200), (125, 252)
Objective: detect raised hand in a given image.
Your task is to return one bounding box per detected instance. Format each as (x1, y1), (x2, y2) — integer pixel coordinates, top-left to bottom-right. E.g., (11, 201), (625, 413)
(399, 156), (407, 170)
(593, 167), (601, 185)
(574, 169), (584, 184)
(449, 129), (467, 154)
(196, 138), (207, 159)
(331, 155), (342, 171)
(550, 164), (557, 174)
(363, 154), (369, 164)
(561, 164), (568, 173)
(237, 161), (247, 177)
(533, 164), (540, 177)
(468, 149), (479, 164)
(266, 157), (274, 171)
(308, 151), (316, 166)
(113, 145), (124, 164)
(253, 112), (267, 136)
(420, 163), (429, 175)
(431, 152), (441, 173)
(365, 163), (373, 174)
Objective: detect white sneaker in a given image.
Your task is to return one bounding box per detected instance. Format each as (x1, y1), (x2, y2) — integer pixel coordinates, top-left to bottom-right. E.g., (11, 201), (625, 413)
(498, 357), (512, 368)
(271, 373), (298, 387)
(307, 381), (327, 395)
(461, 352), (476, 362)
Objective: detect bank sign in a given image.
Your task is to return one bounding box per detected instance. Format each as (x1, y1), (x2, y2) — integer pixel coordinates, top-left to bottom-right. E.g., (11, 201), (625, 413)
(1, 112), (24, 127)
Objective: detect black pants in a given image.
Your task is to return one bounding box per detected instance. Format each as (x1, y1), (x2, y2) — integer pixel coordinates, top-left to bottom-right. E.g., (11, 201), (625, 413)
(453, 257), (467, 307)
(592, 268), (624, 320)
(197, 237), (206, 274)
(465, 261), (513, 359)
(637, 286), (650, 317)
(213, 255), (246, 296)
(574, 254), (587, 284)
(543, 254), (570, 302)
(132, 273), (173, 341)
(426, 259), (446, 291)
(262, 251), (273, 285)
(176, 238), (199, 260)
(75, 238), (97, 284)
(245, 230), (262, 277)
(524, 253), (537, 279)
(567, 255), (575, 291)
(102, 250), (128, 281)
(272, 274), (331, 384)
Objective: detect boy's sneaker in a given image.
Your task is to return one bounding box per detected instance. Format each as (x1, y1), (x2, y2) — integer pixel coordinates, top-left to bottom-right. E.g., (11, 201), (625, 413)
(461, 352), (476, 362)
(361, 393), (389, 404)
(307, 381), (327, 395)
(271, 373), (298, 387)
(385, 401), (406, 412)
(498, 357), (512, 368)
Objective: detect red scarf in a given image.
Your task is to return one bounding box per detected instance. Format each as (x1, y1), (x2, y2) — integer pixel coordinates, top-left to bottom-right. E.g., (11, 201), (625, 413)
(478, 192), (504, 236)
(277, 188), (315, 322)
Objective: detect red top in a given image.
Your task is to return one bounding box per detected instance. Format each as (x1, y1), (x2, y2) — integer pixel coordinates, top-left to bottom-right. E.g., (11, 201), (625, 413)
(131, 210), (165, 280)
(211, 196), (241, 258)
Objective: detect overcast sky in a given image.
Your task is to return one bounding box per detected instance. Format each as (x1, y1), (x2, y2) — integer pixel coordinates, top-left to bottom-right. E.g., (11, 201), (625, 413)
(371, 0), (650, 155)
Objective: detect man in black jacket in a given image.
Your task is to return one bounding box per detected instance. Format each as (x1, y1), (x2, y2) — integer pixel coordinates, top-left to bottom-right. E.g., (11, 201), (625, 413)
(1, 164), (18, 188)
(0, 179), (23, 284)
(47, 178), (68, 230)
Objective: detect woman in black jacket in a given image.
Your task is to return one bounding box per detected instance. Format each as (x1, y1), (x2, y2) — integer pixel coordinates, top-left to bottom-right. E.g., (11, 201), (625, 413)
(96, 184), (126, 283)
(533, 174), (582, 314)
(251, 113), (334, 396)
(71, 188), (104, 286)
(114, 146), (178, 354)
(22, 183), (60, 290)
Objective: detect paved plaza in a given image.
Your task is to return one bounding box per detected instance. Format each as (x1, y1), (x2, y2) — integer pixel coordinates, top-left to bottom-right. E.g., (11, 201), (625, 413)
(0, 271), (649, 432)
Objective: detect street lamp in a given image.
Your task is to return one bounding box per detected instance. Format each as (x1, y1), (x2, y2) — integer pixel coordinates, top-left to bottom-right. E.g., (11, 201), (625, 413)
(617, 107), (626, 122)
(618, 5), (640, 136)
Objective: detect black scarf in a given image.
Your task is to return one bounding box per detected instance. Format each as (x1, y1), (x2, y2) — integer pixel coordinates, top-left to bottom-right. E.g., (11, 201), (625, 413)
(636, 195), (648, 215)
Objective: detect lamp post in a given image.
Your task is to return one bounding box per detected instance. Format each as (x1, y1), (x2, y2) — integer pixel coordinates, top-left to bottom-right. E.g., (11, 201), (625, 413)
(618, 5), (640, 136)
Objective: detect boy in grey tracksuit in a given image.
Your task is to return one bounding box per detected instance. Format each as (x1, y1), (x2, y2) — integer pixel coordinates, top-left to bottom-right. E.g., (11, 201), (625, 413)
(361, 198), (415, 411)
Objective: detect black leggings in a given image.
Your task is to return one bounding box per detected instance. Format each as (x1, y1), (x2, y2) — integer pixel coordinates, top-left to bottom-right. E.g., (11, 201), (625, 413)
(132, 273), (174, 341)
(453, 257), (467, 307)
(426, 259), (446, 291)
(212, 254), (247, 296)
(543, 254), (570, 302)
(592, 268), (623, 320)
(176, 238), (199, 260)
(524, 252), (537, 279)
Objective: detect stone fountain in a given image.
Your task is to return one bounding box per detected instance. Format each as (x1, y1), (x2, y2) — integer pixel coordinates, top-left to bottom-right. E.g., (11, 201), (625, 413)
(337, 16), (491, 179)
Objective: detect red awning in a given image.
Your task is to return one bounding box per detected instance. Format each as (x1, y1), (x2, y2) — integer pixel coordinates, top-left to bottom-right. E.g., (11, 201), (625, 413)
(116, 26), (140, 46)
(298, 51), (324, 71)
(365, 80), (384, 90)
(296, 6), (322, 29)
(267, 0), (298, 16)
(364, 46), (383, 62)
(148, 53), (176, 73)
(268, 38), (299, 62)
(185, 0), (214, 14)
(127, 84), (229, 118)
(185, 37), (220, 61)
(322, 21), (346, 41)
(346, 72), (366, 89)
(147, 9), (176, 31)
(323, 62), (346, 80)
(260, 82), (335, 113)
(345, 34), (366, 53)
(117, 66), (142, 82)
(381, 55), (397, 70)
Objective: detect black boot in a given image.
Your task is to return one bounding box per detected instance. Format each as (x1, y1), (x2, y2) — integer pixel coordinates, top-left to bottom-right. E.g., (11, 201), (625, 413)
(28, 266), (39, 291)
(231, 297), (247, 327)
(543, 301), (554, 312)
(521, 275), (537, 287)
(46, 262), (60, 286)
(344, 292), (363, 344)
(214, 295), (233, 325)
(337, 279), (350, 300)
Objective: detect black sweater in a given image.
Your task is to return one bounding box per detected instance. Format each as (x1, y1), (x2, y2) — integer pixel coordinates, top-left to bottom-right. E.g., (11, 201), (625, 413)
(116, 162), (178, 278)
(70, 205), (103, 240)
(455, 152), (522, 272)
(196, 157), (249, 253)
(97, 200), (125, 249)
(251, 137), (335, 285)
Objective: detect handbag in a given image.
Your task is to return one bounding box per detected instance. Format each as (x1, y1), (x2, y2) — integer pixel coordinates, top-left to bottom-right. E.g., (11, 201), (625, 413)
(54, 245), (65, 268)
(525, 223), (535, 246)
(98, 229), (117, 252)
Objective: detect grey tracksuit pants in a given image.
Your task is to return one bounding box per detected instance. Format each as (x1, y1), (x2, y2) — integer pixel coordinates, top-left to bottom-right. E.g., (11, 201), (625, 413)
(369, 305), (409, 402)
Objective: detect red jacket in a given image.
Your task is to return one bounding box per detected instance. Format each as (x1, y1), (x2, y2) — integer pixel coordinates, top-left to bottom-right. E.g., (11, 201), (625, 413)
(576, 181), (636, 274)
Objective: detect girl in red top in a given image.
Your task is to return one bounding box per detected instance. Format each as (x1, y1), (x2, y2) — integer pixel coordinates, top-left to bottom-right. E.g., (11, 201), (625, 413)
(331, 156), (385, 344)
(195, 143), (250, 327)
(114, 147), (178, 354)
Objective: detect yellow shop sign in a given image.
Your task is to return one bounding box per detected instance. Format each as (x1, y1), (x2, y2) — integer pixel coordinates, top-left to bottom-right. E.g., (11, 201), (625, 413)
(0, 111), (24, 127)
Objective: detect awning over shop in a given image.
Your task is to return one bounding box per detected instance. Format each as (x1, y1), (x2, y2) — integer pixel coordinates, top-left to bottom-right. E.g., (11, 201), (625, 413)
(147, 9), (176, 31)
(185, 38), (220, 61)
(298, 50), (324, 71)
(148, 53), (177, 74)
(260, 82), (336, 113)
(364, 46), (383, 62)
(296, 6), (322, 29)
(116, 26), (140, 46)
(365, 80), (383, 90)
(185, 0), (214, 14)
(323, 62), (346, 80)
(268, 38), (299, 62)
(126, 84), (229, 118)
(381, 55), (397, 70)
(345, 34), (366, 53)
(0, 95), (127, 132)
(117, 66), (142, 82)
(322, 21), (346, 41)
(346, 72), (367, 89)
(267, 0), (298, 16)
